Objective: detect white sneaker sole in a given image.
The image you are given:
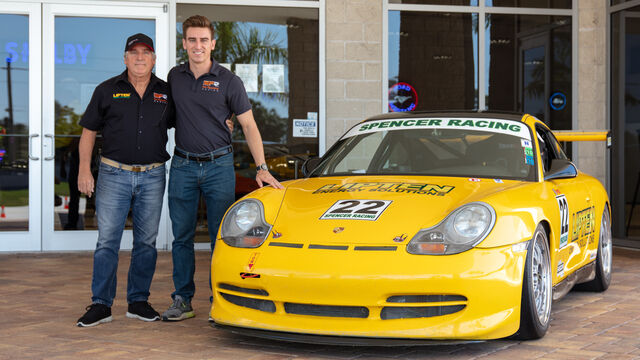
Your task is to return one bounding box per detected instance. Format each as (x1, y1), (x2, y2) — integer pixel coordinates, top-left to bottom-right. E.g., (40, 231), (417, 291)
(126, 312), (160, 322)
(161, 312), (195, 321)
(77, 316), (112, 327)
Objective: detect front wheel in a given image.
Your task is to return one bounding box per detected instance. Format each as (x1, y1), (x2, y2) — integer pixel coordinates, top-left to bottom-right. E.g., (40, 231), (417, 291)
(512, 224), (552, 340)
(575, 207), (612, 292)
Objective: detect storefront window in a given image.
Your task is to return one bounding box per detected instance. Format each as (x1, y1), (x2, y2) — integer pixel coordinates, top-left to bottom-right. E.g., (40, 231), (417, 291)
(611, 5), (640, 240)
(388, 10), (478, 111)
(486, 14), (572, 132)
(486, 0), (571, 9)
(54, 17), (155, 230)
(176, 4), (319, 242)
(0, 14), (29, 231)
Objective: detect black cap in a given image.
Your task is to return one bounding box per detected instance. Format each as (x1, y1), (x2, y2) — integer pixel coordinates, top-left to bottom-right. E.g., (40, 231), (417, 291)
(125, 33), (154, 52)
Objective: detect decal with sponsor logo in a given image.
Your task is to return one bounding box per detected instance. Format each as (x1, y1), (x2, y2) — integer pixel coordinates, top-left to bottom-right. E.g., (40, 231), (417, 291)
(556, 194), (569, 248)
(202, 80), (220, 91)
(313, 182), (454, 196)
(521, 139), (532, 148)
(344, 117), (532, 140)
(493, 179), (504, 183)
(153, 92), (167, 104)
(320, 199), (392, 221)
(571, 206), (595, 249)
(525, 154), (535, 165)
(557, 260), (565, 278)
(113, 93), (131, 99)
(468, 178), (481, 182)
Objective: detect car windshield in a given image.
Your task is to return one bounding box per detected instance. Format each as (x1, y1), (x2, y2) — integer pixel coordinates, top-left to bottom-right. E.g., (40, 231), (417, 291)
(311, 117), (537, 181)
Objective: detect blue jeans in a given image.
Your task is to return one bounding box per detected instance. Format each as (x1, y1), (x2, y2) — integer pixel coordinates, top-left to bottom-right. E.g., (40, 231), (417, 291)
(91, 162), (166, 307)
(168, 150), (235, 302)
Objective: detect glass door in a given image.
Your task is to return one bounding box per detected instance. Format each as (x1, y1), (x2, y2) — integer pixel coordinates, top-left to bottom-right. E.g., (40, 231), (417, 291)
(42, 3), (169, 250)
(0, 2), (41, 251)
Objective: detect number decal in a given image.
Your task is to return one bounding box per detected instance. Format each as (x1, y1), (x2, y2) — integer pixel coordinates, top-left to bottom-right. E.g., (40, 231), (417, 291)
(356, 201), (387, 214)
(330, 200), (360, 214)
(556, 194), (569, 248)
(321, 200), (392, 221)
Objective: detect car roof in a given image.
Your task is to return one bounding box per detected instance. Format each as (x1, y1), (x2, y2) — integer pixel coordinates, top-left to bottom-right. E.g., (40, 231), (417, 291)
(365, 110), (526, 122)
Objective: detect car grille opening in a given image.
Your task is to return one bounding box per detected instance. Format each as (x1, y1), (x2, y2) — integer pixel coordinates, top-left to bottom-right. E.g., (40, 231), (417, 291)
(284, 303), (369, 318)
(269, 242), (304, 248)
(353, 246), (397, 251)
(218, 283), (269, 296)
(387, 295), (467, 303)
(220, 293), (276, 313)
(381, 305), (465, 320)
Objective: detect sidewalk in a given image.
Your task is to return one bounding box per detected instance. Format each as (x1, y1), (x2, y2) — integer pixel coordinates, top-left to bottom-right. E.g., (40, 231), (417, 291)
(1, 247), (639, 359)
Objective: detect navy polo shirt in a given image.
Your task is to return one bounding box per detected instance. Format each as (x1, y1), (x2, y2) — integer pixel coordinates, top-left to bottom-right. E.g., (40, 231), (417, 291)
(79, 70), (172, 165)
(168, 60), (252, 153)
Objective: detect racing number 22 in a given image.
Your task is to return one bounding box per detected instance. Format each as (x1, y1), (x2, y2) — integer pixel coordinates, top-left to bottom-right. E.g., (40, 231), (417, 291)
(320, 199), (393, 221)
(330, 200), (386, 214)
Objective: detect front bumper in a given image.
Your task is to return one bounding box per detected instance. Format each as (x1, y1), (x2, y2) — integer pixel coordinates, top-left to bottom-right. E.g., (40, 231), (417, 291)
(210, 242), (527, 340)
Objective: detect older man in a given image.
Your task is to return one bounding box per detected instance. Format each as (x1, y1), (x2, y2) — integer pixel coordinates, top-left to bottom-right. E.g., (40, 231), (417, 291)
(76, 33), (171, 327)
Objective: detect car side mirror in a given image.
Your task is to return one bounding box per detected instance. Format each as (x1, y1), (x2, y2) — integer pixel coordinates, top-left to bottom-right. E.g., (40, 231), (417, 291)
(302, 157), (322, 177)
(544, 159), (578, 181)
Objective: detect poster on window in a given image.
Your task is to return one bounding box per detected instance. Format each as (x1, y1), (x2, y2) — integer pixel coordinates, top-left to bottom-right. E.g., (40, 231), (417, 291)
(262, 64), (285, 93)
(235, 64), (258, 92)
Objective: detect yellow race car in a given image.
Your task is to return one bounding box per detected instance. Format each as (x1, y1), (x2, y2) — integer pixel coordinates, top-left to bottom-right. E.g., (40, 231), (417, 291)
(210, 112), (612, 344)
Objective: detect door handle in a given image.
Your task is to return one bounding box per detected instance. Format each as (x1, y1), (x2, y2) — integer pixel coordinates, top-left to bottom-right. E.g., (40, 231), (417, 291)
(44, 134), (55, 160)
(28, 134), (39, 160)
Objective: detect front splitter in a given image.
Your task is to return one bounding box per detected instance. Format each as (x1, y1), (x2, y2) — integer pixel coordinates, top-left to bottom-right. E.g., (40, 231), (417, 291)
(211, 322), (483, 347)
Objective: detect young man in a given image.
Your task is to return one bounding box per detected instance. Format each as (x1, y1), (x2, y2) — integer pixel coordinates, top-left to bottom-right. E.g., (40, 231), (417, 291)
(162, 15), (283, 321)
(76, 33), (171, 327)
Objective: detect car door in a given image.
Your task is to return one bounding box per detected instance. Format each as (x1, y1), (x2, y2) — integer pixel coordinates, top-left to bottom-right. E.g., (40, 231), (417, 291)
(536, 125), (594, 281)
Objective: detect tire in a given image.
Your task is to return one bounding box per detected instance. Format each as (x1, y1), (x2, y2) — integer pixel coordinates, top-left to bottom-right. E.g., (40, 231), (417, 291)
(512, 225), (552, 340)
(575, 208), (612, 292)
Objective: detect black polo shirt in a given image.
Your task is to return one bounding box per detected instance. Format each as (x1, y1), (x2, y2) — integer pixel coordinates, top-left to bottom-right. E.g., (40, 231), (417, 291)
(79, 70), (172, 165)
(168, 60), (252, 153)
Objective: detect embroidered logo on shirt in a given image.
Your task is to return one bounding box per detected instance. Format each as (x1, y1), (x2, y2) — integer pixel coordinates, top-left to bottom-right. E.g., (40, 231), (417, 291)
(202, 80), (220, 92)
(113, 93), (131, 99)
(153, 92), (168, 104)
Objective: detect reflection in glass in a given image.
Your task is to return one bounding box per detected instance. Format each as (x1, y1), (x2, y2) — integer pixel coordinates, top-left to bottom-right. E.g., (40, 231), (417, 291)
(388, 11), (478, 112)
(54, 17), (154, 231)
(0, 14), (29, 231)
(177, 4), (320, 242)
(611, 7), (640, 239)
(486, 14), (571, 133)
(486, 0), (571, 8)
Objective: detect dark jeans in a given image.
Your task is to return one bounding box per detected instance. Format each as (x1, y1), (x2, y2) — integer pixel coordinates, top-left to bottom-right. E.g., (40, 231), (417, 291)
(168, 150), (235, 302)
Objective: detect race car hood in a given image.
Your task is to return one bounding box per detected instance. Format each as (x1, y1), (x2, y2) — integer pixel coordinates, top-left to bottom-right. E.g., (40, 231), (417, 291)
(269, 175), (522, 246)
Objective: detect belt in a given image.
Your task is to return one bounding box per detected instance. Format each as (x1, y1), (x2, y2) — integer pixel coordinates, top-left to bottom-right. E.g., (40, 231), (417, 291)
(174, 146), (232, 162)
(100, 157), (164, 172)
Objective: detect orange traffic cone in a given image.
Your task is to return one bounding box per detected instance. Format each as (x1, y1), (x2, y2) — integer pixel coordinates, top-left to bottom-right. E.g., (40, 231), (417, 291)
(0, 205), (5, 218)
(64, 196), (69, 209)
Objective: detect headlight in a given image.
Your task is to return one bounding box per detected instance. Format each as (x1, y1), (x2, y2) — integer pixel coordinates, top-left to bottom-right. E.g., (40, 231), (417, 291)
(221, 199), (272, 248)
(407, 202), (495, 255)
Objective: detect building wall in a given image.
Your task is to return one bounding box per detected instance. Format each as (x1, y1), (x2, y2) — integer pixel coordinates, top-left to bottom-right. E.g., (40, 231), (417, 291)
(326, 0), (382, 148)
(576, 0), (607, 186)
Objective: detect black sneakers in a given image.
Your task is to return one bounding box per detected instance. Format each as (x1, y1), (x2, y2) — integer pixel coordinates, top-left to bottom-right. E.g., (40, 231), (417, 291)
(77, 303), (112, 327)
(126, 301), (160, 322)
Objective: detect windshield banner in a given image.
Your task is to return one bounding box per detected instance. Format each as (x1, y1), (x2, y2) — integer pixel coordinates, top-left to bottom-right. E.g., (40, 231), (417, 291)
(343, 118), (532, 140)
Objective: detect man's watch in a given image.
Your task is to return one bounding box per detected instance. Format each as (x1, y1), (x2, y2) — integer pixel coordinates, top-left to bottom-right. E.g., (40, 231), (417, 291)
(256, 163), (268, 172)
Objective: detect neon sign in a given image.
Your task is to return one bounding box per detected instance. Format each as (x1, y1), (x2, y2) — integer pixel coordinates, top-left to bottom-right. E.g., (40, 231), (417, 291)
(388, 82), (418, 112)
